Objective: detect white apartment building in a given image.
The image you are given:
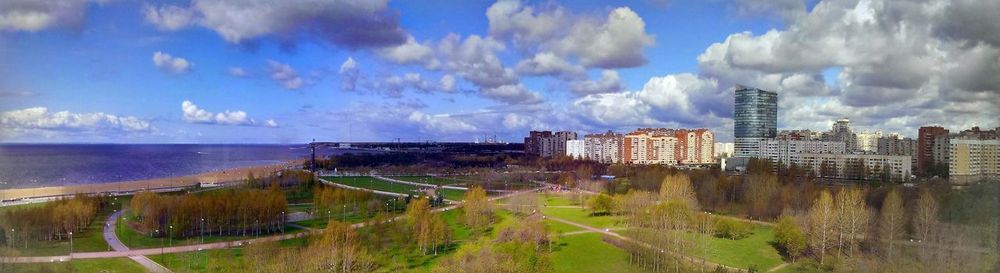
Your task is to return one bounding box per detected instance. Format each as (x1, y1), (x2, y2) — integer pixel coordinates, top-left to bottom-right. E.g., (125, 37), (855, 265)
(790, 153), (912, 182)
(949, 138), (1000, 180)
(566, 139), (585, 159)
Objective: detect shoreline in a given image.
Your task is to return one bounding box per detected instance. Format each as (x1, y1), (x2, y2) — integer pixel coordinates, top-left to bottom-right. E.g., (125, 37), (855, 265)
(0, 161), (302, 201)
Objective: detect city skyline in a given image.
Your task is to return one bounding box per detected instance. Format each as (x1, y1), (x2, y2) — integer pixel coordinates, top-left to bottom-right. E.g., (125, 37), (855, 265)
(2, 0), (999, 144)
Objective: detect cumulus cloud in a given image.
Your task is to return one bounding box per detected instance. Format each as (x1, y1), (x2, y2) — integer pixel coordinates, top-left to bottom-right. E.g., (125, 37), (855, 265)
(572, 73), (725, 129)
(338, 57), (359, 91)
(377, 36), (438, 68)
(568, 70), (624, 96)
(487, 1), (654, 69)
(693, 0), (1000, 138)
(438, 34), (518, 89)
(439, 74), (456, 92)
(407, 111), (478, 134)
(0, 0), (99, 32)
(152, 51), (193, 74)
(266, 60), (303, 90)
(515, 52), (585, 79)
(143, 0), (407, 49)
(0, 107), (152, 139)
(180, 100), (277, 127)
(143, 4), (195, 31)
(729, 0), (808, 23)
(480, 84), (542, 105)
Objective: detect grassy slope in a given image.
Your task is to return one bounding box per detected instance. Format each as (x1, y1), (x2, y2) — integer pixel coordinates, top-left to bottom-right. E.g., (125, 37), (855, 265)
(6, 258), (146, 273)
(551, 232), (647, 273)
(322, 176), (467, 201)
(392, 176), (465, 186)
(541, 206), (623, 229)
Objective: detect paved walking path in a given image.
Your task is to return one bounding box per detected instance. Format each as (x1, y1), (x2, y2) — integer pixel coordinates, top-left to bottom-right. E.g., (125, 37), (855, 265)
(104, 210), (172, 273)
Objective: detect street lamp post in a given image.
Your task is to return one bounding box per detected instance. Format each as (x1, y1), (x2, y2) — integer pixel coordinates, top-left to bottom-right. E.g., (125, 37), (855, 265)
(157, 229), (163, 265)
(168, 226), (173, 248)
(200, 218), (205, 244)
(280, 212), (285, 234)
(342, 204), (347, 222)
(68, 231), (73, 257)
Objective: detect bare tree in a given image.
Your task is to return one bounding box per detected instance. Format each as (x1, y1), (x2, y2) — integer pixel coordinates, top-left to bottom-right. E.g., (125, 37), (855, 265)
(879, 189), (905, 260)
(912, 188), (938, 243)
(660, 173), (699, 210)
(808, 190), (837, 264)
(835, 187), (870, 256)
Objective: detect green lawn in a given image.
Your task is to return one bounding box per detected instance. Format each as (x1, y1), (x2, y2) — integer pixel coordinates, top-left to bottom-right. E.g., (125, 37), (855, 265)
(545, 219), (584, 234)
(392, 176), (465, 186)
(321, 176), (467, 201)
(551, 233), (647, 273)
(699, 226), (783, 271)
(541, 206), (623, 229)
(322, 176), (422, 194)
(543, 194), (587, 207)
(287, 203), (314, 213)
(4, 257), (146, 273)
(149, 247), (246, 272)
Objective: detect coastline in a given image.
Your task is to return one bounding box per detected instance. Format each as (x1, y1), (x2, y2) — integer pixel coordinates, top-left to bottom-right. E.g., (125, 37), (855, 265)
(0, 161), (302, 201)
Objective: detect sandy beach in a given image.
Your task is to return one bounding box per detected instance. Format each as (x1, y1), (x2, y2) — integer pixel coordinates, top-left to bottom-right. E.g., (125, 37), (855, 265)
(0, 161), (302, 201)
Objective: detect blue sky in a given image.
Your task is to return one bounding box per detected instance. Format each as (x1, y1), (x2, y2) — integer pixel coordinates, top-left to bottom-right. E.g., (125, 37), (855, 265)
(1, 0), (997, 143)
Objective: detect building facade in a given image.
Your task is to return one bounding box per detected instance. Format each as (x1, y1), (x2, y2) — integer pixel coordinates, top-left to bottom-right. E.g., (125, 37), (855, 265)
(917, 126), (950, 172)
(566, 139), (585, 159)
(949, 128), (1000, 183)
(753, 139), (847, 167)
(856, 130), (883, 153)
(790, 153), (912, 182)
(583, 131), (624, 164)
(524, 131), (578, 158)
(622, 128), (714, 165)
(734, 86), (777, 158)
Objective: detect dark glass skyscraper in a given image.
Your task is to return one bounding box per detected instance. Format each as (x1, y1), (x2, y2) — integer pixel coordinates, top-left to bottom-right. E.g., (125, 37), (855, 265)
(734, 86), (777, 157)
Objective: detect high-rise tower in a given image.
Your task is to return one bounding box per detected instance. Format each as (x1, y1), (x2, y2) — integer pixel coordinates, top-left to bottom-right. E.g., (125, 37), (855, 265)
(734, 86), (777, 158)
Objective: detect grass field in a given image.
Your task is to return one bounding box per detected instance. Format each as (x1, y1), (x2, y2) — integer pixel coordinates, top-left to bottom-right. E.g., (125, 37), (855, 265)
(541, 206), (623, 229)
(701, 226), (783, 270)
(4, 257), (146, 273)
(545, 219), (584, 234)
(391, 176), (465, 186)
(322, 176), (421, 194)
(321, 176), (467, 201)
(149, 247), (246, 272)
(551, 232), (647, 273)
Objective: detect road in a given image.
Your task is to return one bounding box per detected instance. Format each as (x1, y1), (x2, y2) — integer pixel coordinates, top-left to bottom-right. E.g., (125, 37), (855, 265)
(4, 187), (540, 264)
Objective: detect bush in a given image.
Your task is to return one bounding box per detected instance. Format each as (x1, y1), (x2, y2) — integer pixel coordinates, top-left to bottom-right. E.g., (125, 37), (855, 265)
(714, 218), (752, 240)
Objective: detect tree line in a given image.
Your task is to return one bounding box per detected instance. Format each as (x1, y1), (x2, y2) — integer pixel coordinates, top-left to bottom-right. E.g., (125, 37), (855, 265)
(128, 188), (287, 238)
(1, 194), (104, 249)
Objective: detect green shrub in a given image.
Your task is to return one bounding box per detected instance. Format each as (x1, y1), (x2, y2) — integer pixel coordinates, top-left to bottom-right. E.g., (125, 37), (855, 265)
(714, 218), (753, 240)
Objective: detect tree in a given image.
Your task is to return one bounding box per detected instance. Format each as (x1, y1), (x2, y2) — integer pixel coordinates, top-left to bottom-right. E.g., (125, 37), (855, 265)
(586, 194), (615, 216)
(744, 173), (780, 219)
(835, 188), (870, 256)
(774, 216), (807, 262)
(879, 189), (905, 260)
(912, 189), (938, 243)
(462, 186), (494, 232)
(659, 173), (699, 210)
(715, 218), (752, 240)
(808, 190), (836, 264)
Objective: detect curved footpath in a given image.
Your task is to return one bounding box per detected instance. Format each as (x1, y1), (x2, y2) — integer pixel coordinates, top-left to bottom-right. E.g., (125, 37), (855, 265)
(3, 188), (538, 264)
(104, 211), (172, 273)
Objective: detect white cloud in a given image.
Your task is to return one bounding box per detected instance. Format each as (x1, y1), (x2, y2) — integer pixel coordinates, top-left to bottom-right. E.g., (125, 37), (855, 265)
(143, 4), (195, 31)
(0, 107), (152, 139)
(266, 60), (303, 90)
(152, 51), (193, 74)
(338, 57), (359, 91)
(180, 100), (277, 127)
(572, 73), (727, 130)
(407, 111), (478, 134)
(438, 34), (518, 89)
(377, 36), (438, 68)
(0, 0), (99, 32)
(228, 67), (247, 77)
(439, 74), (456, 92)
(480, 84), (542, 105)
(552, 7), (655, 68)
(487, 0), (570, 47)
(515, 52), (585, 79)
(568, 70), (624, 96)
(146, 0), (406, 49)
